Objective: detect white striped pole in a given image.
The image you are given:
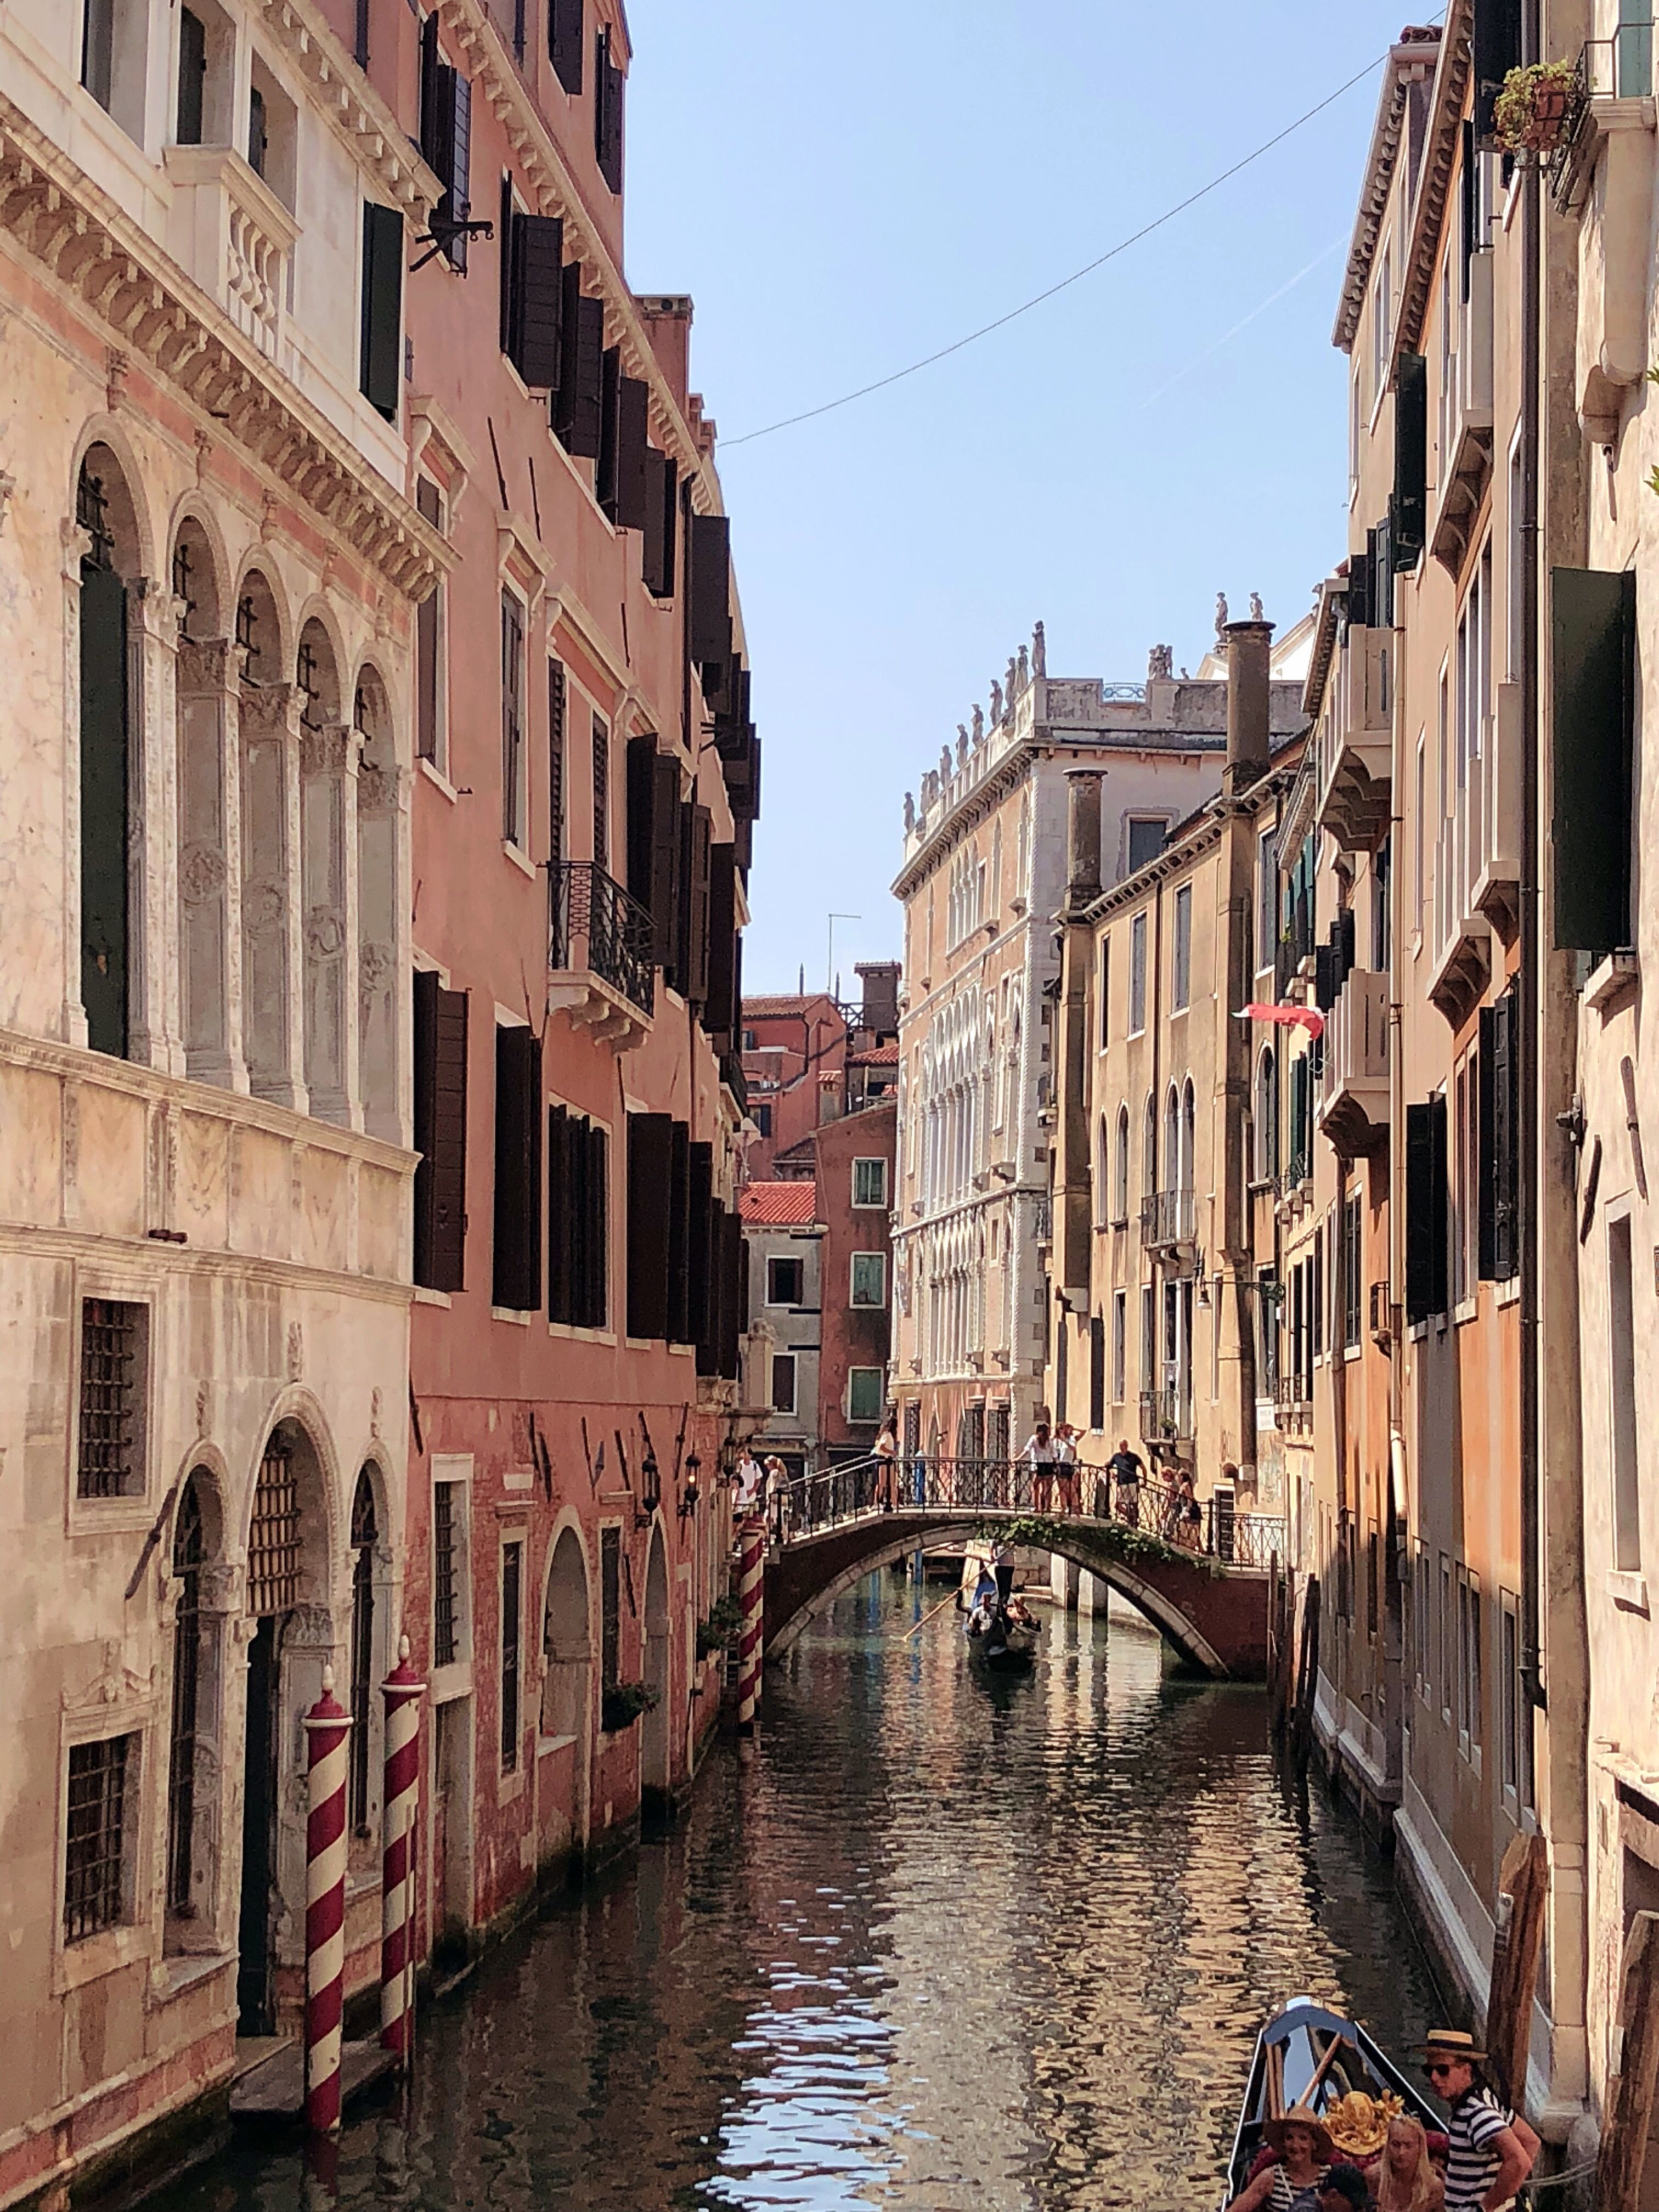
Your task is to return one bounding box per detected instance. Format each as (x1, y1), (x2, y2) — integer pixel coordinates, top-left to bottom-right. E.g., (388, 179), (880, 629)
(736, 1516), (765, 1734)
(302, 1664), (352, 2136)
(380, 1634), (426, 2058)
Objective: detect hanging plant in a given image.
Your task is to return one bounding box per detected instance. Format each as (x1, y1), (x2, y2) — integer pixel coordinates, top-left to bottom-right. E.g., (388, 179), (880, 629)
(696, 1596), (743, 1658)
(1492, 60), (1579, 154)
(601, 1680), (660, 1731)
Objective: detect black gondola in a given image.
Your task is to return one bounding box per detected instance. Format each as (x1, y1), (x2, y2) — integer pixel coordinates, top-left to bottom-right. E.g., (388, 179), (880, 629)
(962, 1566), (1040, 1673)
(1218, 1997), (1442, 2208)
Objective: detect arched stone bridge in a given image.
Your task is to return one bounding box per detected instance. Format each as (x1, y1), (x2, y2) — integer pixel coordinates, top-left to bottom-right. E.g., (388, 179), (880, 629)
(761, 1464), (1281, 1680)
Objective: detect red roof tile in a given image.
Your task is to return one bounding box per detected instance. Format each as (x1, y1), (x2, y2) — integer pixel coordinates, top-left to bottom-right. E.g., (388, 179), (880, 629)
(738, 1181), (820, 1226)
(852, 1041), (899, 1065)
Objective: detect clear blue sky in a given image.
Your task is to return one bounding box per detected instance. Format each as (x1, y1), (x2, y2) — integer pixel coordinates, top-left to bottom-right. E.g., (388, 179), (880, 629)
(622, 1), (1415, 996)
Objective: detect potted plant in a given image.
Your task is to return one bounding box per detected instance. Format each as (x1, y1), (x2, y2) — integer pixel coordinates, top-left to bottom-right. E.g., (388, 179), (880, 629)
(1493, 60), (1579, 154)
(696, 1595), (743, 1661)
(601, 1680), (660, 1732)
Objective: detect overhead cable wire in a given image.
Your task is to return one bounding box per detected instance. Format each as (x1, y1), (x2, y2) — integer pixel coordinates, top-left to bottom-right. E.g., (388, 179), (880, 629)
(723, 33), (1426, 451)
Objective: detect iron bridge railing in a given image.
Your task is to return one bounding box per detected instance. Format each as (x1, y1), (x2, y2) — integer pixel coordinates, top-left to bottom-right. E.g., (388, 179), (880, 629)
(759, 1454), (1284, 1570)
(549, 860), (656, 1017)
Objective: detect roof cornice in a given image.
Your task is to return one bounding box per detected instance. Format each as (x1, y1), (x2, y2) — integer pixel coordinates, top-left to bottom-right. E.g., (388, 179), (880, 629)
(1333, 32), (1443, 352)
(1396, 0), (1473, 359)
(1301, 572), (1347, 721)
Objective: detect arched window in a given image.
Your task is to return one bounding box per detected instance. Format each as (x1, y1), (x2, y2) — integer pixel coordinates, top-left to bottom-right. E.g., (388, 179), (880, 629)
(1093, 1115), (1109, 1229)
(77, 450), (139, 1061)
(1114, 1104), (1130, 1223)
(349, 1470), (378, 1833)
(1182, 1078), (1197, 1194)
(1143, 1092), (1157, 1200)
(1256, 1048), (1279, 1181)
(167, 1475), (206, 1916)
(1164, 1086), (1181, 1196)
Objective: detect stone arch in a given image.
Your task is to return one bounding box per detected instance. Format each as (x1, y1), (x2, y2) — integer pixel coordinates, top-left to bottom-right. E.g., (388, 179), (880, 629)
(353, 661), (399, 1141)
(765, 1522), (1231, 1678)
(1114, 1102), (1130, 1222)
(1164, 1084), (1181, 1196)
(166, 500), (228, 641)
(641, 1520), (671, 1806)
(70, 419), (155, 577)
(1182, 1077), (1197, 1194)
(165, 1457), (233, 1947)
(539, 1520), (592, 1869)
(232, 560), (289, 691)
(1256, 1045), (1278, 1180)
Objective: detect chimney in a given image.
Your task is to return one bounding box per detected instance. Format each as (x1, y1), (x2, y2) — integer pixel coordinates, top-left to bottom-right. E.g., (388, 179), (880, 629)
(1223, 618), (1274, 795)
(855, 960), (900, 1039)
(1065, 770), (1104, 913)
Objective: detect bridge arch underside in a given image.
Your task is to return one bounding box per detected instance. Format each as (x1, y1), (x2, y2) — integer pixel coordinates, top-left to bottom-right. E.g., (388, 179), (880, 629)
(763, 1519), (1267, 1681)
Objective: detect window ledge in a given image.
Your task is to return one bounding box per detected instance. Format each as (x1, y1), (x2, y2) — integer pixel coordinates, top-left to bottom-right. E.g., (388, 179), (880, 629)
(501, 839), (537, 882)
(538, 1732), (578, 1758)
(1495, 1274), (1521, 1308)
(431, 1661), (473, 1705)
(1608, 1570), (1650, 1616)
(1585, 949), (1639, 1013)
(413, 1285), (452, 1308)
(419, 757), (458, 803)
(496, 1766), (527, 1807)
(491, 1306), (534, 1327)
(1453, 1294), (1479, 1328)
(147, 1948), (234, 2011)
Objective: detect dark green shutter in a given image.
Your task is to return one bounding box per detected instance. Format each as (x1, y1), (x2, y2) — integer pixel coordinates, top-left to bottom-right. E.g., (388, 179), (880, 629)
(508, 213), (563, 389)
(1478, 1002), (1499, 1282)
(704, 844), (736, 1041)
(492, 1025), (541, 1310)
(1429, 1092), (1449, 1316)
(1553, 567), (1635, 953)
(686, 806), (712, 1006)
(1392, 353), (1427, 569)
(627, 1113), (673, 1340)
(596, 345), (622, 516)
(1089, 1315), (1105, 1431)
(625, 733), (657, 910)
(595, 25), (623, 192)
(642, 449), (676, 597)
(650, 753), (680, 967)
(554, 268), (604, 458)
(1406, 1103), (1434, 1324)
(613, 379), (650, 532)
(549, 0), (583, 92)
(667, 1120), (691, 1343)
(80, 560), (128, 1059)
(1494, 985), (1518, 1278)
(414, 970), (468, 1293)
(547, 1104), (570, 1322)
(689, 1142), (714, 1367)
(688, 513), (731, 667)
(586, 1122), (608, 1327)
(360, 202), (403, 420)
(1472, 0), (1522, 142)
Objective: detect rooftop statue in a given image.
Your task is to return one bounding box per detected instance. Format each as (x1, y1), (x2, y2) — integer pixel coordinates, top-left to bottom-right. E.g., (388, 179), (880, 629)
(1148, 643), (1173, 682)
(1017, 644), (1029, 689)
(989, 678), (1003, 726)
(903, 791), (916, 833)
(1250, 590), (1265, 622)
(1031, 621), (1046, 676)
(1214, 592), (1229, 642)
(970, 703), (984, 747)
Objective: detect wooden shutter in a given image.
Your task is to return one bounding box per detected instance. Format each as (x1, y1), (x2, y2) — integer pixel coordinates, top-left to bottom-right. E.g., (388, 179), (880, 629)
(596, 345), (622, 516)
(686, 806), (712, 1006)
(414, 970), (468, 1293)
(1089, 1315), (1105, 1431)
(79, 559), (128, 1060)
(651, 753), (681, 967)
(554, 267), (605, 458)
(177, 7), (206, 142)
(1472, 0), (1521, 141)
(688, 513), (731, 667)
(1392, 353), (1427, 568)
(1429, 1092), (1449, 1316)
(359, 203), (403, 421)
(591, 714), (609, 870)
(719, 1205), (743, 1378)
(627, 1113), (673, 1339)
(689, 1142), (713, 1366)
(509, 213), (563, 388)
(641, 450), (676, 598)
(549, 0), (583, 93)
(625, 733), (657, 910)
(667, 1121), (691, 1343)
(547, 1104), (571, 1323)
(595, 24), (623, 193)
(548, 658), (565, 864)
(585, 1120), (608, 1328)
(704, 843), (736, 1041)
(423, 57), (471, 271)
(1492, 988), (1517, 1278)
(1553, 567), (1635, 953)
(1405, 1102), (1434, 1324)
(492, 1025), (542, 1310)
(613, 379), (651, 532)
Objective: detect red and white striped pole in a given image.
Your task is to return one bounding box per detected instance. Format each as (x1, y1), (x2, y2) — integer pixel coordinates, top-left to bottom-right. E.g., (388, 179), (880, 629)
(380, 1633), (426, 2059)
(736, 1516), (765, 1734)
(302, 1664), (352, 2135)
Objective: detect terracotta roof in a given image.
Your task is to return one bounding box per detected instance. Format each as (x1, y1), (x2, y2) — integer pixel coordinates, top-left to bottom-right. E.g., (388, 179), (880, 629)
(852, 1041), (899, 1065)
(738, 1181), (819, 1226)
(742, 994), (840, 1018)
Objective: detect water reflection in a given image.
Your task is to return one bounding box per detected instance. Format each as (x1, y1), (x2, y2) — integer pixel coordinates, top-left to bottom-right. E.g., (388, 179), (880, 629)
(171, 1575), (1433, 2211)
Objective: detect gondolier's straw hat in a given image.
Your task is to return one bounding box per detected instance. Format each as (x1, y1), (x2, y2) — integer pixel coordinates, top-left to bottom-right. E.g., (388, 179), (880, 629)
(1262, 2107), (1335, 2161)
(1418, 2028), (1487, 2064)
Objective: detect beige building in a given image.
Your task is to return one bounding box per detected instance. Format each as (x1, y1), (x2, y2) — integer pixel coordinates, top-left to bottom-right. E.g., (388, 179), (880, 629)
(0, 1), (442, 2197)
(890, 620), (1308, 1472)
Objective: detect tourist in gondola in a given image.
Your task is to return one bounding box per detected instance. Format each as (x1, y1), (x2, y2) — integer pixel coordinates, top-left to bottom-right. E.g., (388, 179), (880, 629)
(1419, 2030), (1536, 2212)
(1372, 2114), (1443, 2212)
(1317, 2167), (1375, 2212)
(1226, 2106), (1333, 2211)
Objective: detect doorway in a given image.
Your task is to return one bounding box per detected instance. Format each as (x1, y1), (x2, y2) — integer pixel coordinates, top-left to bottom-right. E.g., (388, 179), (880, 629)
(641, 1527), (670, 1814)
(432, 1696), (473, 1968)
(236, 1613), (279, 2034)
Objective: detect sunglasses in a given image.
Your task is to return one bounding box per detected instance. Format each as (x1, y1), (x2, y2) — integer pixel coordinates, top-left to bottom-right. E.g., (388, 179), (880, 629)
(1426, 2062), (1460, 2080)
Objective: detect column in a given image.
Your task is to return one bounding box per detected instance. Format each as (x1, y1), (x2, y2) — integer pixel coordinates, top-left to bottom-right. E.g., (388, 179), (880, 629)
(300, 721), (357, 1127)
(240, 682), (306, 1111)
(176, 636), (246, 1090)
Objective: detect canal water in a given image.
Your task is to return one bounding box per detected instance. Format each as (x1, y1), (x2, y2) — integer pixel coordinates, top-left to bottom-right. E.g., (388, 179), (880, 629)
(172, 1574), (1436, 2211)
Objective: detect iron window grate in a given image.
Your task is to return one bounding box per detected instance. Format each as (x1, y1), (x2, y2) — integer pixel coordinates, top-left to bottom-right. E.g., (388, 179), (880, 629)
(433, 1482), (459, 1667)
(78, 1299), (141, 1498)
(247, 1446), (301, 1617)
(500, 1543), (522, 1773)
(167, 1479), (205, 1915)
(65, 1734), (132, 1942)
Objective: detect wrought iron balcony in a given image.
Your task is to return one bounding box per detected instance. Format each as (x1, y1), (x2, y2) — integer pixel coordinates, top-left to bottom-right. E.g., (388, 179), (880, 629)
(548, 861), (654, 1046)
(1141, 1187), (1196, 1251)
(1138, 1384), (1192, 1445)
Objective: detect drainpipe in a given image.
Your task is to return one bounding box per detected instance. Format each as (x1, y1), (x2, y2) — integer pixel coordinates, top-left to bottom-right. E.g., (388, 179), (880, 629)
(1518, 0), (1543, 1737)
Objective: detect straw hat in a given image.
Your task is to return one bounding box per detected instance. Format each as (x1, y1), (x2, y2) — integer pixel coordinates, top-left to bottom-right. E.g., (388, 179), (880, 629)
(1418, 2028), (1487, 2065)
(1324, 2089), (1402, 2158)
(1262, 2106), (1335, 2161)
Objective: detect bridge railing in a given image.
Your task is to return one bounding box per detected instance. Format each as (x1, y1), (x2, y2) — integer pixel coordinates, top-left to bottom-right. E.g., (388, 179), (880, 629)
(768, 1456), (1285, 1569)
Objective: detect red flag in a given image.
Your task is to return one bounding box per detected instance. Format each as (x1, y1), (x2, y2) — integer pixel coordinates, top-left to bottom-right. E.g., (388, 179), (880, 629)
(1240, 1001), (1325, 1041)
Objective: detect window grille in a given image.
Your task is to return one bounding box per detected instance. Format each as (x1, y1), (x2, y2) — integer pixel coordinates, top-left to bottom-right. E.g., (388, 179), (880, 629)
(235, 590), (262, 681)
(500, 1542), (522, 1772)
(433, 1482), (459, 1667)
(172, 538), (195, 639)
(78, 1299), (141, 1498)
(247, 1444), (301, 1616)
(167, 1479), (205, 1915)
(349, 1471), (377, 1832)
(65, 1734), (133, 1942)
(76, 463), (114, 568)
(600, 1528), (620, 1691)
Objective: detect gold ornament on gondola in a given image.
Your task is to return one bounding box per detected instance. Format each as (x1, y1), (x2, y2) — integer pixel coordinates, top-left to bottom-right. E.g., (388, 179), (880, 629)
(1323, 2089), (1403, 2158)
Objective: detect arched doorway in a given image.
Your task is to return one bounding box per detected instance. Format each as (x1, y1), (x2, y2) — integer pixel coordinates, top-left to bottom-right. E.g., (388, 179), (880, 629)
(537, 1527), (591, 1878)
(641, 1525), (671, 1814)
(347, 1469), (377, 1837)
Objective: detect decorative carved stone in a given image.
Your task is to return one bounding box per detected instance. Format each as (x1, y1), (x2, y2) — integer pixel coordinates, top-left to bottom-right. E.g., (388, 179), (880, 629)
(358, 940), (394, 992)
(180, 843), (227, 904)
(304, 907), (346, 961)
(356, 763), (399, 813)
(195, 1379), (211, 1436)
(370, 1387), (382, 1440)
(300, 724), (352, 778)
(283, 1603), (335, 1652)
(286, 1320), (303, 1380)
(177, 636), (235, 694)
(245, 882), (285, 933)
(1148, 643), (1173, 682)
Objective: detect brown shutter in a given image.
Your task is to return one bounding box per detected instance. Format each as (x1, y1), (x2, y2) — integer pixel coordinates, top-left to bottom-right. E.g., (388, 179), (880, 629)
(651, 752), (681, 967)
(625, 733), (657, 910)
(548, 657), (566, 863)
(414, 970), (468, 1293)
(686, 806), (712, 1007)
(597, 345), (622, 517)
(508, 213), (563, 388)
(586, 1120), (608, 1328)
(688, 514), (731, 667)
(595, 24), (624, 192)
(613, 379), (650, 532)
(641, 450), (676, 597)
(667, 1121), (691, 1344)
(549, 0), (583, 93)
(719, 1205), (743, 1378)
(547, 1104), (571, 1322)
(689, 1142), (713, 1367)
(626, 1112), (673, 1339)
(554, 267), (604, 459)
(704, 843), (736, 1041)
(492, 1025), (542, 1310)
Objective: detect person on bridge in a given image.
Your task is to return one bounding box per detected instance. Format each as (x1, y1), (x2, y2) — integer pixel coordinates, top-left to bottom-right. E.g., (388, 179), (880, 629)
(1106, 1437), (1144, 1527)
(1020, 1421), (1057, 1510)
(873, 1416), (898, 1513)
(1053, 1424), (1080, 1515)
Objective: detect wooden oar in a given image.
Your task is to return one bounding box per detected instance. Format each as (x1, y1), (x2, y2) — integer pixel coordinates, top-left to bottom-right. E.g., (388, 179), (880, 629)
(901, 1590), (962, 1639)
(1267, 2039), (1285, 2121)
(1303, 2030), (1351, 2104)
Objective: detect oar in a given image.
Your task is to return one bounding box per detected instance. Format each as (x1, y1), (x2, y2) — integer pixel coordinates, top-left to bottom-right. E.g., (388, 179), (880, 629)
(900, 1590), (962, 1640)
(1303, 2031), (1351, 2105)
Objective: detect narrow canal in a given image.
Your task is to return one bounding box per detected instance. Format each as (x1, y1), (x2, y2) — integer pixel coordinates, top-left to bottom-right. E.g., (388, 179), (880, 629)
(173, 1573), (1436, 2211)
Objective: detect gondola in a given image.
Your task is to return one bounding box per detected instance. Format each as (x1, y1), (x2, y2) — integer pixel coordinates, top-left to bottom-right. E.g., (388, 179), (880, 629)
(1217, 1997), (1442, 2208)
(962, 1568), (1040, 1673)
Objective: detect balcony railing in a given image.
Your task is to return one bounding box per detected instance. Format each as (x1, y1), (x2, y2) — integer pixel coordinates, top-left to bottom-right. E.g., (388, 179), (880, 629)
(164, 145), (298, 365)
(1139, 1383), (1193, 1444)
(549, 861), (655, 1017)
(1032, 1193), (1053, 1246)
(1141, 1187), (1196, 1250)
(1318, 967), (1389, 1153)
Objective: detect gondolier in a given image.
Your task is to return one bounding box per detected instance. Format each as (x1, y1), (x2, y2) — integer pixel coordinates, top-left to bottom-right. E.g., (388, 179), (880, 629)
(1419, 2031), (1536, 2212)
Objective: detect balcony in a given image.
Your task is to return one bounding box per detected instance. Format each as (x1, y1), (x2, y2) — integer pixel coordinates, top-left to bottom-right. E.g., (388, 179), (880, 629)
(1431, 249), (1494, 575)
(1427, 760), (1493, 1030)
(1552, 30), (1656, 439)
(1273, 1372), (1313, 1437)
(1139, 1384), (1193, 1446)
(1141, 1187), (1196, 1255)
(548, 861), (655, 1048)
(1314, 624), (1392, 851)
(1032, 1193), (1053, 1249)
(1318, 968), (1389, 1155)
(164, 145), (298, 366)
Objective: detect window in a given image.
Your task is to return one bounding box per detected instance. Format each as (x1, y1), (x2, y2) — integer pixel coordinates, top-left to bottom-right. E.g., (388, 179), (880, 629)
(1089, 1313), (1106, 1431)
(1439, 1554), (1453, 1721)
(1500, 1592), (1521, 1799)
(624, 1113), (675, 1341)
(771, 1352), (797, 1414)
(767, 1256), (803, 1307)
(1111, 1290), (1126, 1403)
(848, 1367), (883, 1423)
(1372, 237), (1392, 407)
(1127, 817), (1166, 872)
(1405, 1093), (1450, 1323)
(82, 0), (115, 108)
(741, 1030), (758, 1052)
(359, 203), (404, 421)
(1098, 935), (1110, 1047)
(1139, 1284), (1155, 1393)
(1553, 568), (1635, 955)
(1254, 1049), (1278, 1182)
(1128, 912), (1148, 1033)
(548, 1107), (608, 1328)
(348, 1472), (377, 1832)
(1142, 1092), (1157, 1199)
(1467, 1572), (1482, 1753)
(1453, 1050), (1476, 1306)
(1415, 1542), (1431, 1701)
(591, 713), (610, 870)
(500, 1541), (522, 1772)
(754, 1102), (772, 1138)
(492, 1024), (542, 1311)
(1256, 828), (1277, 975)
(1610, 1211), (1641, 1572)
(433, 1480), (461, 1668)
(1172, 884), (1192, 1011)
(1371, 835), (1391, 972)
(1257, 1268), (1279, 1390)
(176, 7), (206, 142)
(64, 1734), (135, 1941)
(1479, 982), (1520, 1282)
(501, 591), (526, 848)
(1343, 1189), (1363, 1350)
(600, 1527), (620, 1694)
(166, 1476), (205, 1918)
(415, 482), (447, 767)
(247, 1443), (301, 1616)
(1413, 736), (1426, 938)
(594, 23), (624, 194)
(549, 0), (583, 93)
(78, 1298), (145, 1498)
(850, 1252), (887, 1308)
(853, 1158), (888, 1208)
(419, 15), (472, 271)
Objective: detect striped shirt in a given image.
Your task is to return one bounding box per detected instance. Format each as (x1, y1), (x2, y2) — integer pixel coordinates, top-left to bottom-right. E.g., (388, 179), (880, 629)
(1268, 2168), (1328, 2211)
(1443, 2085), (1513, 2210)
